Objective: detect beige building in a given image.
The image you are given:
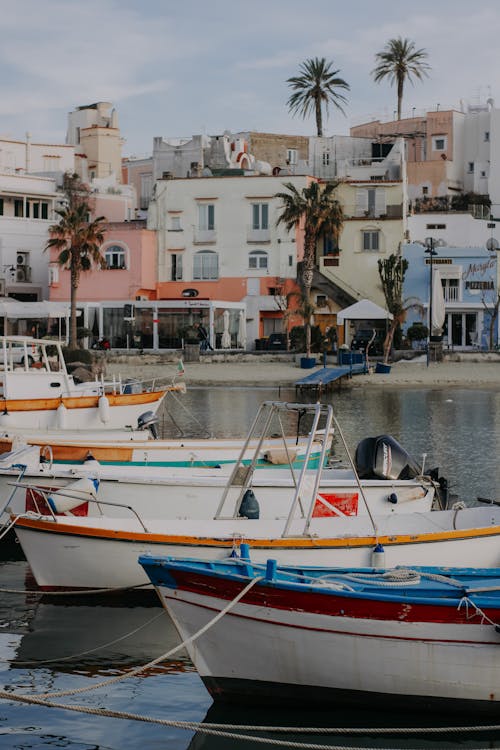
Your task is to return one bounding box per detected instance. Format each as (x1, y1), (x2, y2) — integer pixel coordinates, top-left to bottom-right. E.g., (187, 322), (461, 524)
(67, 102), (123, 182)
(351, 109), (465, 203)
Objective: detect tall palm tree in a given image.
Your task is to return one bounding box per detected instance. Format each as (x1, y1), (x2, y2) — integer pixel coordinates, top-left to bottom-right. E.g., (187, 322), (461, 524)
(286, 57), (350, 137)
(46, 177), (106, 348)
(372, 37), (430, 120)
(275, 180), (343, 355)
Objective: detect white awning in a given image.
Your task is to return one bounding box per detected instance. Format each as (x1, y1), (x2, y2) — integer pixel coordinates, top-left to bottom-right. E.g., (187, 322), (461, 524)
(0, 301), (79, 319)
(336, 299), (393, 323)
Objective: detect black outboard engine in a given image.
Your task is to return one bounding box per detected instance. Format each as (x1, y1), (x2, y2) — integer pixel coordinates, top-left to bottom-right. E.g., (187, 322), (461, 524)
(354, 435), (421, 481)
(137, 411), (160, 440)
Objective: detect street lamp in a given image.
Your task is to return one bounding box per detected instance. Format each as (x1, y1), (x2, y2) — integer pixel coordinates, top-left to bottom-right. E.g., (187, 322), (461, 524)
(424, 236), (444, 366)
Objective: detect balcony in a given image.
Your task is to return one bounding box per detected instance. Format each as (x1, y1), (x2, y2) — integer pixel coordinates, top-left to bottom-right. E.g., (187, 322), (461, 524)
(247, 226), (271, 243)
(193, 228), (216, 244)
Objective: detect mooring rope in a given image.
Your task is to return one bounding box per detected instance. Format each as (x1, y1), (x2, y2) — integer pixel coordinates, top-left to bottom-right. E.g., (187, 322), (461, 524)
(0, 582), (152, 596)
(1, 574), (263, 700)
(2, 693), (500, 749)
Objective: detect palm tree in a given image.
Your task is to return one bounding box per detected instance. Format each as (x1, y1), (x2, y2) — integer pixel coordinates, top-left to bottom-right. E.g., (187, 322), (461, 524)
(372, 38), (430, 120)
(286, 57), (350, 136)
(276, 180), (343, 355)
(46, 175), (106, 348)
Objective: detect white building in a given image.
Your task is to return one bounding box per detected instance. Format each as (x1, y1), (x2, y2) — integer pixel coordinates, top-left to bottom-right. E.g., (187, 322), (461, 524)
(147, 173), (309, 346)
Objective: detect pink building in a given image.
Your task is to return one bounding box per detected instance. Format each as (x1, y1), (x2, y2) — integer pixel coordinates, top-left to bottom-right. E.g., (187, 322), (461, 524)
(48, 219), (156, 304)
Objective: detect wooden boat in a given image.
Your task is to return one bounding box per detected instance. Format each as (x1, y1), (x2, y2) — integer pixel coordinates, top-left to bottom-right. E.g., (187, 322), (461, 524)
(0, 417), (436, 520)
(0, 335), (180, 430)
(140, 551), (500, 713)
(12, 505), (500, 590)
(9, 402), (458, 588)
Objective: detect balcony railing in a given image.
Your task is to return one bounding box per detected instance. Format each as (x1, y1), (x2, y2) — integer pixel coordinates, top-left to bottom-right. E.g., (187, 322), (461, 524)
(247, 226), (271, 243)
(193, 228), (216, 244)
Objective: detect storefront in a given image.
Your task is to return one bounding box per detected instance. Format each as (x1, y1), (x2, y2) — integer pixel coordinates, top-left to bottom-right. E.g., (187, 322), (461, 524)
(80, 300), (246, 351)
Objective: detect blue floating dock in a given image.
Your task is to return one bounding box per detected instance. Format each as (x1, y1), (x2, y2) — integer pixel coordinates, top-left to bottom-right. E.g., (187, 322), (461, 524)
(295, 363), (367, 391)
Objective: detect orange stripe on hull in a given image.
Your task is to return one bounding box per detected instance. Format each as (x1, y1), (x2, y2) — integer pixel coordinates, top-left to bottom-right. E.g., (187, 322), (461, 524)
(0, 390), (164, 413)
(13, 516), (500, 549)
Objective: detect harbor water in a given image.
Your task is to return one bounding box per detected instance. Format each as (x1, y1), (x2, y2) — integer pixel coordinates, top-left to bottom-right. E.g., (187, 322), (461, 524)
(1, 385), (500, 749)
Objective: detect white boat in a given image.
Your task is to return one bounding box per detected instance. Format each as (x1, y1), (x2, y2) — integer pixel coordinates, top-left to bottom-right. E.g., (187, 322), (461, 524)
(0, 335), (180, 430)
(0, 433), (437, 521)
(140, 553), (500, 713)
(12, 505), (500, 590)
(10, 402), (481, 592)
(2, 401), (441, 522)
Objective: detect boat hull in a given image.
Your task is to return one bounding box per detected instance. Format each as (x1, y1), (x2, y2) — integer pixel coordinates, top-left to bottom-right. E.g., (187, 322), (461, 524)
(3, 469), (434, 520)
(156, 583), (500, 712)
(13, 507), (500, 589)
(0, 390), (166, 431)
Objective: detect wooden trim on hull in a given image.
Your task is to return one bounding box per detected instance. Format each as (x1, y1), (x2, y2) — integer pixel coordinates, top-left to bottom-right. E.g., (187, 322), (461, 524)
(0, 390), (165, 413)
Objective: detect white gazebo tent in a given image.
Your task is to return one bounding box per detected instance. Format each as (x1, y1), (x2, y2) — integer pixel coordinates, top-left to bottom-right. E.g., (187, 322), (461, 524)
(0, 300), (76, 341)
(337, 299), (393, 346)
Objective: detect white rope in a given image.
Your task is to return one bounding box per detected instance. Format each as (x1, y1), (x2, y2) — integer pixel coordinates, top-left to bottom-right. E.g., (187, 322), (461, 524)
(2, 694), (500, 748)
(4, 574), (263, 700)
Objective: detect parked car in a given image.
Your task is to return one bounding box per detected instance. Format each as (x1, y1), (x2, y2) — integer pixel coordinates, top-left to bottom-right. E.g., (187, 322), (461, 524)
(350, 328), (384, 356)
(265, 333), (288, 351)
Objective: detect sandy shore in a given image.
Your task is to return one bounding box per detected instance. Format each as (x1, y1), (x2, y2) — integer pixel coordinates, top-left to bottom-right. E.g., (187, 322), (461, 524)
(106, 355), (500, 388)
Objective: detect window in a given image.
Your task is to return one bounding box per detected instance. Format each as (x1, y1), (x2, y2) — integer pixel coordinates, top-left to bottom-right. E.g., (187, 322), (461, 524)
(362, 231), (380, 251)
(322, 152), (330, 166)
(105, 245), (126, 270)
(432, 135), (447, 151)
(0, 198), (3, 216)
(426, 223), (446, 230)
(323, 235), (339, 255)
(48, 266), (59, 285)
(170, 215), (182, 231)
(14, 199), (23, 217)
(485, 131), (490, 142)
(422, 186), (429, 195)
(248, 250), (268, 270)
(287, 149), (297, 165)
(198, 203), (215, 230)
(252, 203), (269, 230)
(481, 170), (487, 178)
(171, 253), (182, 281)
(468, 162), (474, 173)
(288, 255), (293, 267)
(316, 294), (327, 308)
(193, 250), (218, 280)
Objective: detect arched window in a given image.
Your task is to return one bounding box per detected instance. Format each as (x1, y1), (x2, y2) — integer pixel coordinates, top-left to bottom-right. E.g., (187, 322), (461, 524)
(193, 250), (218, 280)
(248, 250), (268, 270)
(105, 245), (127, 270)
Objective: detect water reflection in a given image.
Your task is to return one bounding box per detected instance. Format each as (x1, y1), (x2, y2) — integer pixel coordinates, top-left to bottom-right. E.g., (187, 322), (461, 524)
(187, 701), (500, 749)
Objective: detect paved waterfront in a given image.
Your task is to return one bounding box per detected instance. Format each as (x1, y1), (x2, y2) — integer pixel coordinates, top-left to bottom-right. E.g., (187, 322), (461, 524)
(105, 353), (500, 388)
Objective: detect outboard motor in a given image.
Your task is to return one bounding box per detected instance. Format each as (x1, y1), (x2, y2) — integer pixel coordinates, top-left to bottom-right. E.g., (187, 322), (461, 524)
(137, 411), (160, 440)
(354, 435), (421, 481)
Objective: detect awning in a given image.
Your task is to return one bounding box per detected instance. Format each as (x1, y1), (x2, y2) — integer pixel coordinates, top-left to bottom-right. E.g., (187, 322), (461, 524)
(0, 301), (79, 319)
(336, 299), (393, 323)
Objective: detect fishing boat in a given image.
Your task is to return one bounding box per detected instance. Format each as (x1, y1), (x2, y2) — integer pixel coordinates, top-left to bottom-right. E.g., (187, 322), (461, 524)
(7, 402), (476, 593)
(140, 550), (500, 713)
(0, 335), (180, 430)
(0, 427), (436, 521)
(12, 504), (500, 590)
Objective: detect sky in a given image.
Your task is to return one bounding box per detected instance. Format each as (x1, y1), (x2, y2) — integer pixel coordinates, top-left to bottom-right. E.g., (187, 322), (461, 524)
(1, 0), (500, 158)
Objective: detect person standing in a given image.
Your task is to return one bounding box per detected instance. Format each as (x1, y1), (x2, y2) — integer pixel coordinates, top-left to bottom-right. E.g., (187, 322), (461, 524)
(196, 322), (213, 351)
